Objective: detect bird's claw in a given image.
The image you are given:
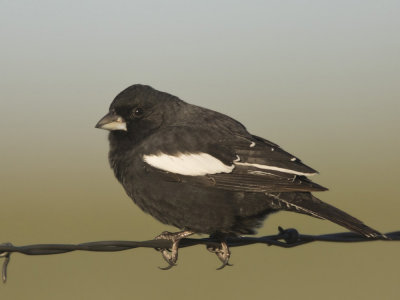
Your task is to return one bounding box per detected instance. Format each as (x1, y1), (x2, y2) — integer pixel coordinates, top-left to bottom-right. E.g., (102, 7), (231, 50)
(158, 248), (177, 270)
(207, 240), (232, 270)
(154, 230), (193, 270)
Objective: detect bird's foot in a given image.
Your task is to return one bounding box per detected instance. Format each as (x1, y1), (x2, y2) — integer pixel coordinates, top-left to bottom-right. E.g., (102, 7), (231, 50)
(154, 230), (194, 270)
(207, 240), (232, 270)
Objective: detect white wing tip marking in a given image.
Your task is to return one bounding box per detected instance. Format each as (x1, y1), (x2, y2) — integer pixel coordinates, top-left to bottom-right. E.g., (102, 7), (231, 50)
(235, 162), (316, 176)
(248, 170), (279, 176)
(249, 142), (256, 148)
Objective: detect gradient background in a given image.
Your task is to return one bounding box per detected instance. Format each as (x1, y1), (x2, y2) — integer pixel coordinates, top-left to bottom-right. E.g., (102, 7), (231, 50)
(1, 1), (399, 299)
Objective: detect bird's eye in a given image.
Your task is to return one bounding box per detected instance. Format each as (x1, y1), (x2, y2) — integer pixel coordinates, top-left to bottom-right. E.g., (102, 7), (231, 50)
(132, 107), (144, 118)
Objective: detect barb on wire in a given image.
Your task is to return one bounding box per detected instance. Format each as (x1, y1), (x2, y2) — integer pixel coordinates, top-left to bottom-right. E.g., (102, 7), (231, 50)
(1, 227), (399, 283)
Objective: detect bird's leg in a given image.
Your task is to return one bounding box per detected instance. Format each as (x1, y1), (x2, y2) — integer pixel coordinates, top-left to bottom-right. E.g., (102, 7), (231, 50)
(154, 230), (194, 270)
(207, 239), (232, 270)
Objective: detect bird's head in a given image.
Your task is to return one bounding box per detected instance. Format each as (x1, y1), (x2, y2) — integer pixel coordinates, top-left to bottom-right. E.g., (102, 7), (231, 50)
(96, 84), (180, 140)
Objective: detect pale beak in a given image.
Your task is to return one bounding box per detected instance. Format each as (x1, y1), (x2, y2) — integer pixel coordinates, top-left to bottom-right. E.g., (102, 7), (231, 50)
(95, 112), (127, 131)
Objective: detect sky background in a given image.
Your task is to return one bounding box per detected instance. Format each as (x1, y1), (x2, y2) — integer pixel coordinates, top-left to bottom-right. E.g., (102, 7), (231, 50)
(1, 1), (399, 299)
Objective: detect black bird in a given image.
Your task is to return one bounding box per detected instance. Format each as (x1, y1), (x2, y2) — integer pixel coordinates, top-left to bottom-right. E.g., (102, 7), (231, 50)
(96, 84), (383, 269)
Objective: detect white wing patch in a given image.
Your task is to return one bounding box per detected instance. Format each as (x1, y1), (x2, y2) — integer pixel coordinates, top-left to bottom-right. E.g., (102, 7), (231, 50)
(144, 152), (315, 177)
(143, 152), (235, 176)
(235, 162), (316, 176)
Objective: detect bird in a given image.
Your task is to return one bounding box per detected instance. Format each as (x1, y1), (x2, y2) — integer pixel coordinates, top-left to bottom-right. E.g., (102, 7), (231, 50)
(95, 84), (384, 269)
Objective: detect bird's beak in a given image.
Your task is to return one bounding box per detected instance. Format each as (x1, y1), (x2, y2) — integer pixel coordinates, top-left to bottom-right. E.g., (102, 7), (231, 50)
(95, 112), (127, 131)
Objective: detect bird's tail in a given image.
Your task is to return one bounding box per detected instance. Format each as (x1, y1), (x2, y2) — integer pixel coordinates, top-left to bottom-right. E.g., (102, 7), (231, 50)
(271, 193), (385, 239)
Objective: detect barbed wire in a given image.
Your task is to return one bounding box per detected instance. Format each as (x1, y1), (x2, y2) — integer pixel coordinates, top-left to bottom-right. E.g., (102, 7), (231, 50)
(1, 227), (399, 283)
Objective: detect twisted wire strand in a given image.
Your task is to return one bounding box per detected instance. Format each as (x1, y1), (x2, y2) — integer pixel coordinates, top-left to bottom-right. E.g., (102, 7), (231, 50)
(1, 228), (398, 283)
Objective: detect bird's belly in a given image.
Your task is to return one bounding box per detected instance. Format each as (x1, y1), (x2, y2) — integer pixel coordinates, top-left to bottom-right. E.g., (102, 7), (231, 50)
(125, 173), (274, 235)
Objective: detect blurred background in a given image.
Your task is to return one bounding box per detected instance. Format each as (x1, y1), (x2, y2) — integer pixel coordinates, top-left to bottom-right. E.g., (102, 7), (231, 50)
(1, 1), (399, 299)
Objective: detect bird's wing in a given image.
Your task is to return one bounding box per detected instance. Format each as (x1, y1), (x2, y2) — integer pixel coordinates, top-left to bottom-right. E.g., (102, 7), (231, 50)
(139, 126), (327, 193)
(140, 126), (384, 238)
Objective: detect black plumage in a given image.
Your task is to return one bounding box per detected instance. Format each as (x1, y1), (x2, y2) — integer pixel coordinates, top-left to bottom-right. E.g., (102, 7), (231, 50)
(96, 84), (383, 267)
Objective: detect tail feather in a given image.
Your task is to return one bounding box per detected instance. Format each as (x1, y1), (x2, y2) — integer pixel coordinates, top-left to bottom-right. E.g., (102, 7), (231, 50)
(268, 192), (384, 238)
